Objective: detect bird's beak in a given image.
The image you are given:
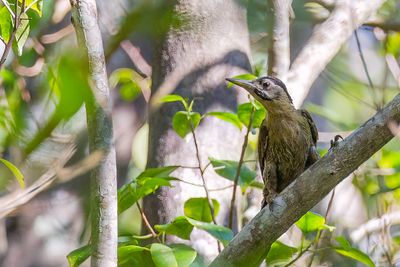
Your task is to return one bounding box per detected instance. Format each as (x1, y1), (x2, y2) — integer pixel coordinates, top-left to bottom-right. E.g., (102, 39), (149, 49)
(225, 78), (257, 93)
(226, 77), (272, 101)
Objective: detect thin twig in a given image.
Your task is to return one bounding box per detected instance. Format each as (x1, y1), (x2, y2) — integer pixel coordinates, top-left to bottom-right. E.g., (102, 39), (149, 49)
(307, 189), (335, 267)
(190, 124), (221, 252)
(136, 202), (161, 243)
(190, 127), (217, 224)
(354, 29), (380, 110)
(228, 107), (254, 229)
(322, 68), (377, 110)
(325, 189), (335, 220)
(179, 165), (200, 170)
(177, 178), (233, 191)
(283, 243), (313, 267)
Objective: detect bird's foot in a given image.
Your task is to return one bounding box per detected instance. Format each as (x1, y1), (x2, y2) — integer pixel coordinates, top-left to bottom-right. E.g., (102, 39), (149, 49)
(262, 191), (279, 216)
(329, 135), (343, 150)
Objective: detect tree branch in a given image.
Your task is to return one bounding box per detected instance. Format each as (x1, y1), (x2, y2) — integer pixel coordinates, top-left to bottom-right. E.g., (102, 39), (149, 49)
(350, 211), (400, 243)
(267, 0), (292, 82)
(286, 0), (385, 107)
(70, 0), (118, 266)
(210, 93), (400, 267)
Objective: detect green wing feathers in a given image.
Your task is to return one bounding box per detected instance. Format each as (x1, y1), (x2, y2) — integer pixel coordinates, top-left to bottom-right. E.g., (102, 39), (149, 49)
(300, 109), (318, 146)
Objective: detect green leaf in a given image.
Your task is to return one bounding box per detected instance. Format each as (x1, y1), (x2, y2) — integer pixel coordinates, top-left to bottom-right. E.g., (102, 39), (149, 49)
(266, 241), (298, 265)
(169, 244), (197, 267)
(186, 218), (233, 246)
(118, 177), (175, 214)
(109, 68), (143, 102)
(249, 181), (264, 189)
(0, 158), (24, 188)
(67, 245), (92, 267)
(386, 32), (400, 57)
(151, 243), (178, 267)
(156, 216), (233, 246)
(210, 158), (256, 191)
(0, 7), (12, 42)
(160, 94), (186, 105)
(14, 12), (30, 56)
(237, 102), (266, 128)
(136, 166), (179, 180)
(118, 245), (153, 267)
(118, 166), (179, 214)
(207, 112), (242, 130)
(335, 236), (352, 250)
(226, 73), (257, 88)
(334, 234), (374, 267)
(120, 83), (141, 101)
(118, 236), (139, 246)
(334, 248), (375, 267)
(184, 197), (220, 223)
(172, 111), (201, 138)
(155, 216), (194, 240)
(20, 0), (43, 16)
(296, 211), (326, 234)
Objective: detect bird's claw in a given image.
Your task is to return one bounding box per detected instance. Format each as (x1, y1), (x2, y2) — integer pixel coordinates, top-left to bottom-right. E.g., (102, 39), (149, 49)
(262, 191), (280, 217)
(329, 135), (343, 150)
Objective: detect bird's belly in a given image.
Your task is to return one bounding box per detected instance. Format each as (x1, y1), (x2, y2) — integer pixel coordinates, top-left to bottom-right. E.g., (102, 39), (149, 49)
(268, 134), (309, 190)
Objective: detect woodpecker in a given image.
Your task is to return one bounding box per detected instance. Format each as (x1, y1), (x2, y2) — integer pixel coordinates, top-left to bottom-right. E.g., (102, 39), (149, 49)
(226, 76), (319, 209)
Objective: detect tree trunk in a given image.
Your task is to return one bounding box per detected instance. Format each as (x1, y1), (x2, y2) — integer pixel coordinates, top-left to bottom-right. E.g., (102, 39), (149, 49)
(144, 0), (251, 260)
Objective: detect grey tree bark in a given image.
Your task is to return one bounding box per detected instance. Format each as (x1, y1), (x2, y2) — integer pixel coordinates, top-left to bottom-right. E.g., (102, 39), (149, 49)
(71, 0), (118, 266)
(144, 0), (251, 260)
(267, 0), (292, 82)
(210, 93), (400, 266)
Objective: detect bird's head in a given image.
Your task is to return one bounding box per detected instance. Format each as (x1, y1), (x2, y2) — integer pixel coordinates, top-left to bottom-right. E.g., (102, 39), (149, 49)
(226, 76), (293, 111)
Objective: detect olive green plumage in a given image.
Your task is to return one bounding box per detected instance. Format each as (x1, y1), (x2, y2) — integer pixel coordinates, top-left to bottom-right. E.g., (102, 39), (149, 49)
(226, 76), (319, 208)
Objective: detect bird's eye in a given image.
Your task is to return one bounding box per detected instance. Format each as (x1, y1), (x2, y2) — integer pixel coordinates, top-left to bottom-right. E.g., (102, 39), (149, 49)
(262, 81), (270, 88)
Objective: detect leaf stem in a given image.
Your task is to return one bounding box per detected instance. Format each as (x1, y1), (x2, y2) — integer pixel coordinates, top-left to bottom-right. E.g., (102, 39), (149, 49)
(176, 177), (233, 191)
(283, 243), (313, 267)
(136, 202), (161, 243)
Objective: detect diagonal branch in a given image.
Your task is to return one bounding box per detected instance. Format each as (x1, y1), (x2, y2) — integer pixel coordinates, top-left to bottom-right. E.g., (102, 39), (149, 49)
(286, 0), (385, 107)
(210, 93), (400, 267)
